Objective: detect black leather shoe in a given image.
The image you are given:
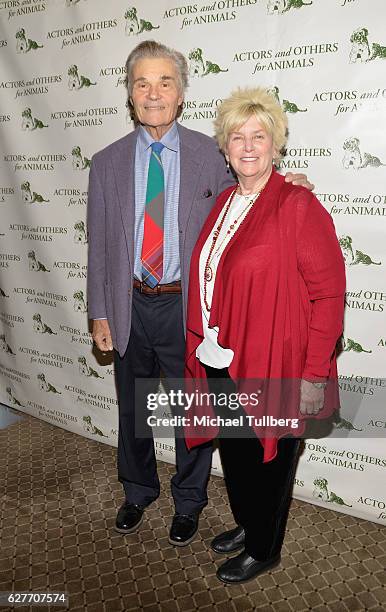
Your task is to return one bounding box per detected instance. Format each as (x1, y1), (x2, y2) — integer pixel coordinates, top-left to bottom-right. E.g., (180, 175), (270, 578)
(115, 502), (144, 534)
(216, 551), (281, 584)
(168, 513), (199, 546)
(211, 526), (245, 554)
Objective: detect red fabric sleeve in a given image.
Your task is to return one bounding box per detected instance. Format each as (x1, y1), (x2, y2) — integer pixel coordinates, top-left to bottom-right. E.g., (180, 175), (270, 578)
(296, 193), (346, 380)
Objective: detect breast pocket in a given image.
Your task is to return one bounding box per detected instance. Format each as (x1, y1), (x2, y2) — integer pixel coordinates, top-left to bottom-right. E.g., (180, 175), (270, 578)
(194, 194), (217, 226)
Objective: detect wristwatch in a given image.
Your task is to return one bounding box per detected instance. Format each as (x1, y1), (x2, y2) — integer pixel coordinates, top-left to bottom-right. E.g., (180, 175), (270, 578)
(311, 382), (327, 389)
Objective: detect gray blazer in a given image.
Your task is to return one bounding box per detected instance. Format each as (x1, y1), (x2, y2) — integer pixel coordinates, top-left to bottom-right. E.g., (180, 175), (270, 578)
(87, 123), (234, 356)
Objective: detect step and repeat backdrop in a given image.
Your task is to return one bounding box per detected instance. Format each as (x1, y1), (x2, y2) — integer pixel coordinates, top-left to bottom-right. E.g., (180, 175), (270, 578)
(1, 0), (385, 524)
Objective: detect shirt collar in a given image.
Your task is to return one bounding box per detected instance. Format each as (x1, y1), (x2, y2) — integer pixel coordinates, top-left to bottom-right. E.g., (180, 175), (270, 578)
(138, 121), (179, 153)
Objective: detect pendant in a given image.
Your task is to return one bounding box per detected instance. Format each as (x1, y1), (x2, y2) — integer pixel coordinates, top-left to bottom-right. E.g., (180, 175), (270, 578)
(205, 266), (213, 282)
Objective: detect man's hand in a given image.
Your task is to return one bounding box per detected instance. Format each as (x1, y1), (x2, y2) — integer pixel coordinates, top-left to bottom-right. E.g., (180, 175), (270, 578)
(92, 319), (113, 352)
(299, 379), (325, 416)
(284, 172), (314, 191)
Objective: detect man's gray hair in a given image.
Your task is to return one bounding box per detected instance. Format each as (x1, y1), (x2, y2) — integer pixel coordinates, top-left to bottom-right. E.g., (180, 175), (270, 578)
(125, 40), (189, 101)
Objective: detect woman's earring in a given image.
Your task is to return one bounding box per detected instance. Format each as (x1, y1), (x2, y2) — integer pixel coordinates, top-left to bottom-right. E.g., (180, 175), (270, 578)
(226, 160), (230, 170)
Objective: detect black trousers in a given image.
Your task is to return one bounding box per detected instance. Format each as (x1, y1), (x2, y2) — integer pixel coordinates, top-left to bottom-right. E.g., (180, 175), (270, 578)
(204, 365), (300, 561)
(114, 289), (213, 515)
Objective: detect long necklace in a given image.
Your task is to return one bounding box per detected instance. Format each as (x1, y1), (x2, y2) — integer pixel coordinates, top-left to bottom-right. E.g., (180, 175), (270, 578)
(210, 195), (256, 260)
(203, 173), (272, 312)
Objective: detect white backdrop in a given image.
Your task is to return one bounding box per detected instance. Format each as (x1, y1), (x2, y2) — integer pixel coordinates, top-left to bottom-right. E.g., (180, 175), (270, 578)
(1, 0), (385, 525)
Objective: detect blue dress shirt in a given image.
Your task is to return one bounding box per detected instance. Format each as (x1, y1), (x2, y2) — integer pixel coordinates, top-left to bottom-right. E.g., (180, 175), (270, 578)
(134, 122), (181, 283)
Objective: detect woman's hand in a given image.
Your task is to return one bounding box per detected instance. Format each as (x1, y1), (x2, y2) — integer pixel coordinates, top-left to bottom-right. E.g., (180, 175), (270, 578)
(299, 379), (326, 415)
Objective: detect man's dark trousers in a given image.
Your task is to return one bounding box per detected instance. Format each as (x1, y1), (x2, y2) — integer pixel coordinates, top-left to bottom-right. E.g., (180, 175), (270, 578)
(114, 288), (213, 515)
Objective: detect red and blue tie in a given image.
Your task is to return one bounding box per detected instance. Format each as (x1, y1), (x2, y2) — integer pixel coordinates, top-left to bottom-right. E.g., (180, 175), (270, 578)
(141, 141), (165, 288)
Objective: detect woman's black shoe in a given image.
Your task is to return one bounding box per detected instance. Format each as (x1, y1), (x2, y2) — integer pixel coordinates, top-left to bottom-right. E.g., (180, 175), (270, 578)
(216, 551), (281, 584)
(210, 526), (245, 554)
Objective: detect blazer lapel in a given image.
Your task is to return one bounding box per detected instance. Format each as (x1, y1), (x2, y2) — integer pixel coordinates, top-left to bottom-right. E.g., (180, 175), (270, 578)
(110, 128), (138, 265)
(178, 124), (202, 235)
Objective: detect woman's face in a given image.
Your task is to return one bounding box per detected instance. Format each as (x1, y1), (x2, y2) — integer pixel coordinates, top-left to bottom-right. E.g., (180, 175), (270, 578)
(226, 115), (276, 183)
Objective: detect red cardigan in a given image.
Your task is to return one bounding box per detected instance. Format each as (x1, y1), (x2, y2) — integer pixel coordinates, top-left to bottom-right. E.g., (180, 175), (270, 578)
(184, 170), (346, 462)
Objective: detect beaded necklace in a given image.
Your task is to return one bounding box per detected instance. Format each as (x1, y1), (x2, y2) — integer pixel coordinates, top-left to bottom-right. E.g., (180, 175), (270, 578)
(203, 174), (271, 312)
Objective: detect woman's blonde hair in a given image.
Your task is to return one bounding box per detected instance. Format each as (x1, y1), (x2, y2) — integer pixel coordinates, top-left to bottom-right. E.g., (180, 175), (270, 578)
(214, 87), (288, 162)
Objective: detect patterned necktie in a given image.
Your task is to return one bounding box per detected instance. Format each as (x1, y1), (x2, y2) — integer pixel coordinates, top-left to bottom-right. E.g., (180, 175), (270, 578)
(141, 141), (165, 287)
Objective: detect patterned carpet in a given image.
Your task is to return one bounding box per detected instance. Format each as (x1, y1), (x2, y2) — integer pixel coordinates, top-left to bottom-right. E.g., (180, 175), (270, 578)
(0, 411), (385, 612)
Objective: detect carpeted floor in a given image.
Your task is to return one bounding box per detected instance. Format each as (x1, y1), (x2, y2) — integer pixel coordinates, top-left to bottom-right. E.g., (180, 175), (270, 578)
(0, 409), (385, 612)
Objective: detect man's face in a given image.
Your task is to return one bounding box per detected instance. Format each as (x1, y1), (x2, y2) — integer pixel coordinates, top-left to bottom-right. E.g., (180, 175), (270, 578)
(131, 57), (183, 138)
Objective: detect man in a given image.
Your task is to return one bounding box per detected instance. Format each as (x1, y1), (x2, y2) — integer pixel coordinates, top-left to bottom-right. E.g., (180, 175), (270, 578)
(87, 40), (312, 547)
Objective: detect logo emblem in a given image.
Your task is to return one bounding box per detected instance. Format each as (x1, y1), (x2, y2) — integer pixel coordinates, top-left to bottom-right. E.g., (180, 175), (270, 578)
(6, 387), (23, 407)
(270, 86), (307, 113)
(21, 108), (48, 131)
(343, 336), (372, 354)
(188, 48), (228, 77)
(78, 356), (104, 378)
(0, 288), (9, 298)
(72, 146), (91, 170)
(21, 181), (49, 204)
(28, 251), (50, 272)
(68, 65), (96, 90)
(32, 313), (57, 335)
(83, 415), (107, 437)
(333, 415), (363, 432)
(267, 0), (312, 15)
(74, 221), (87, 244)
(339, 235), (381, 266)
(349, 27), (386, 63)
(342, 137), (385, 170)
(73, 290), (87, 312)
(37, 373), (61, 394)
(124, 7), (160, 36)
(313, 478), (352, 507)
(0, 333), (15, 355)
(15, 27), (43, 53)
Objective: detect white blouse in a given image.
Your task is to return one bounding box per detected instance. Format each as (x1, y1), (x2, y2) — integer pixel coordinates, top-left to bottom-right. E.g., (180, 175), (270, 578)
(196, 191), (257, 369)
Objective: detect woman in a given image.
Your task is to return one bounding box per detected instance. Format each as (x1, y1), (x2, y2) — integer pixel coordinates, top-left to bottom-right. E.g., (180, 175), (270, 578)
(184, 87), (345, 584)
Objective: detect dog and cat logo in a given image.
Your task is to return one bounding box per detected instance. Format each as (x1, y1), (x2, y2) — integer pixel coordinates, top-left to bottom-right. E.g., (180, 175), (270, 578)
(333, 415), (363, 432)
(28, 250), (49, 272)
(342, 138), (385, 170)
(73, 290), (87, 312)
(74, 221), (87, 244)
(0, 333), (15, 356)
(188, 49), (228, 78)
(6, 387), (23, 407)
(350, 28), (386, 63)
(270, 86), (307, 113)
(15, 28), (43, 53)
(32, 313), (57, 335)
(68, 65), (96, 90)
(83, 415), (107, 437)
(21, 181), (49, 204)
(37, 373), (61, 394)
(21, 108), (48, 131)
(342, 336), (372, 354)
(267, 0), (312, 15)
(313, 478), (352, 507)
(78, 356), (104, 379)
(339, 236), (381, 267)
(72, 147), (90, 170)
(124, 7), (159, 36)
